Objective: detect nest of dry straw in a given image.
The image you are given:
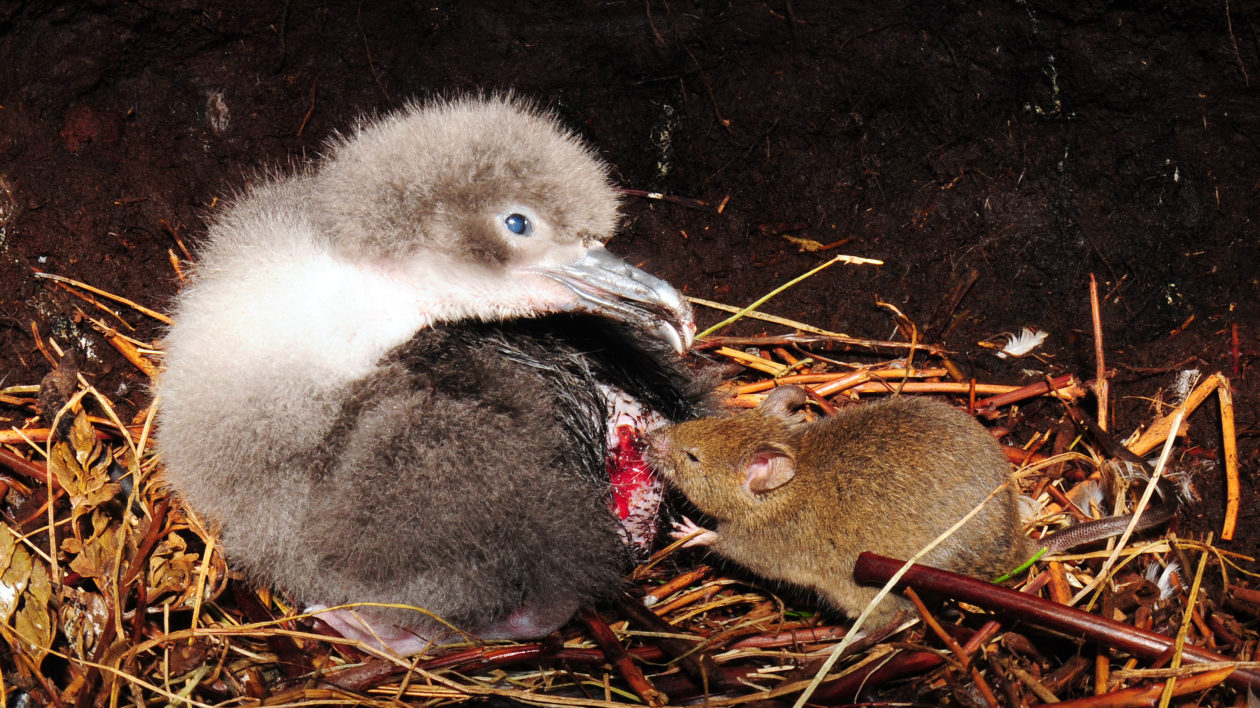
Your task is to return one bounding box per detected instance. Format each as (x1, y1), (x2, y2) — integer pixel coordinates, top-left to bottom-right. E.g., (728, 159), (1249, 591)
(0, 267), (1253, 707)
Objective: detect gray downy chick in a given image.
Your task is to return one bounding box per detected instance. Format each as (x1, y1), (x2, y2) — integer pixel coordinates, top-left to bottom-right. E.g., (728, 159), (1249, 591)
(158, 96), (703, 654)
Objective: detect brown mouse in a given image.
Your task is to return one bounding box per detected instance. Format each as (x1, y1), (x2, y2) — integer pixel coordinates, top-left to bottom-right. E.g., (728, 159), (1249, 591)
(644, 386), (1171, 625)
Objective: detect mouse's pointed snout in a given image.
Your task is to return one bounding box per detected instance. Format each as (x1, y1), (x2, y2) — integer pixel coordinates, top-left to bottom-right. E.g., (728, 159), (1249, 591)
(642, 428), (682, 476)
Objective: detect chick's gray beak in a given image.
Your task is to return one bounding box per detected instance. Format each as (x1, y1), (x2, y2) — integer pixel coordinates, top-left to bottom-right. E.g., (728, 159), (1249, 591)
(535, 246), (695, 354)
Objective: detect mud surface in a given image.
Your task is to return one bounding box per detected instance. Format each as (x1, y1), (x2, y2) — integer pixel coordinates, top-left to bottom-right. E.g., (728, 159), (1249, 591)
(0, 3), (1256, 552)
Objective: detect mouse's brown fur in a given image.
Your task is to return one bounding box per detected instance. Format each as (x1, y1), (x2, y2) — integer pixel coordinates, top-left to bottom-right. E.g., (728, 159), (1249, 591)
(645, 386), (1028, 625)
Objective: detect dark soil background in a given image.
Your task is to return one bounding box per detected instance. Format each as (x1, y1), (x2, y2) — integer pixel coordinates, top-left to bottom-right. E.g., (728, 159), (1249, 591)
(0, 1), (1256, 556)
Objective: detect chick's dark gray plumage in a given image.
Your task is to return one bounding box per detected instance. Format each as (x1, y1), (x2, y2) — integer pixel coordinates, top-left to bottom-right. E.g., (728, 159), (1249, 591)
(157, 97), (700, 652)
(299, 322), (626, 636)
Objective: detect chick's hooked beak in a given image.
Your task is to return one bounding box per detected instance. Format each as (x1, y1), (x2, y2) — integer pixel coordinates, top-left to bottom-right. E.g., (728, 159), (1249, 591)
(532, 246), (695, 354)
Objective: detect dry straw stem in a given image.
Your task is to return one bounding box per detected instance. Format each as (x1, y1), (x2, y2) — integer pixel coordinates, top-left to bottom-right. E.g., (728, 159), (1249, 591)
(665, 587), (769, 625)
(0, 425), (141, 445)
(28, 321), (56, 366)
(1070, 410), (1182, 607)
(713, 346), (791, 376)
(2, 623), (217, 708)
(1047, 666), (1235, 708)
(1113, 662), (1258, 680)
(0, 382), (39, 400)
(725, 378), (1080, 409)
(41, 275), (141, 334)
(1157, 535), (1213, 707)
(733, 368), (950, 394)
(1217, 382), (1239, 540)
(1041, 538), (1242, 567)
(1126, 372), (1222, 456)
(1123, 372), (1239, 539)
(691, 253), (883, 340)
(697, 329), (950, 355)
(32, 270), (173, 325)
(689, 300), (852, 338)
(84, 314), (162, 379)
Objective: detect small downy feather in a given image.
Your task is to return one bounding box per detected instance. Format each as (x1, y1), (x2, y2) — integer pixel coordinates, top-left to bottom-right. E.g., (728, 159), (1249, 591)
(983, 327), (1049, 359)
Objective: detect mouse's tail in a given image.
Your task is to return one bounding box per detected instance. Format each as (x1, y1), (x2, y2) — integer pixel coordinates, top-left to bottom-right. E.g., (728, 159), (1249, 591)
(1037, 503), (1176, 555)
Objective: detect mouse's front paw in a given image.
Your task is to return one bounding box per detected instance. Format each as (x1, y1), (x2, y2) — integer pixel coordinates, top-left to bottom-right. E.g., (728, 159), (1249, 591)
(671, 517), (719, 548)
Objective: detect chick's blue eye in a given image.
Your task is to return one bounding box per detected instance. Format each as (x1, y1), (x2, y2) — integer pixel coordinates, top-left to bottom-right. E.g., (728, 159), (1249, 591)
(504, 213), (532, 236)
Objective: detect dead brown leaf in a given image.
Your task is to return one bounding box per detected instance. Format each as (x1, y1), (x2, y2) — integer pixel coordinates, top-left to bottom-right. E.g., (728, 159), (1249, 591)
(0, 524), (33, 623)
(14, 558), (55, 661)
(63, 509), (120, 584)
(1, 525), (56, 661)
(48, 412), (121, 525)
(148, 532), (204, 604)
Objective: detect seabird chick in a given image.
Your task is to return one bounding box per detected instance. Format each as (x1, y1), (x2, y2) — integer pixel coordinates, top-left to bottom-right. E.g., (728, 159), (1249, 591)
(158, 96), (700, 654)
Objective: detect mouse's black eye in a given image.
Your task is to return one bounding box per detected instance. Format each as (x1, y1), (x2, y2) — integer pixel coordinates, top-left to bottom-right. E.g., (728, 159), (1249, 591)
(683, 449), (699, 464)
(503, 212), (532, 236)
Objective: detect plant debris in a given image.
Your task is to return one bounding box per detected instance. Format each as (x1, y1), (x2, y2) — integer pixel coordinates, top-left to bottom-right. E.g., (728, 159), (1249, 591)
(0, 275), (1253, 707)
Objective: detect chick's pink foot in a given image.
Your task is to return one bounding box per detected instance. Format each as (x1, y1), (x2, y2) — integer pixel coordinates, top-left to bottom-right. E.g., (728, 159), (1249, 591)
(308, 605), (438, 655)
(308, 596), (580, 656)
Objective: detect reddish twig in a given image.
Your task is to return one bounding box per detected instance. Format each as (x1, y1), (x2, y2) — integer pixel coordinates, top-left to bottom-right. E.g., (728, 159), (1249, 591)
(120, 497), (171, 587)
(1000, 444), (1051, 466)
(852, 553), (1260, 691)
(924, 268), (978, 342)
(1043, 482), (1094, 522)
(232, 583), (313, 679)
(1065, 404), (1149, 468)
(160, 219), (193, 262)
(618, 596), (726, 693)
(1043, 665), (1234, 707)
(801, 385), (837, 415)
(1230, 322), (1241, 378)
(1228, 584), (1260, 606)
(620, 188), (715, 212)
(1094, 590), (1113, 696)
(297, 77), (318, 137)
(1089, 274), (1109, 430)
(905, 587), (999, 707)
(0, 447), (59, 491)
(579, 607), (666, 707)
(812, 650), (945, 703)
(727, 625), (849, 649)
(730, 380), (1073, 409)
(975, 374), (1080, 415)
(1218, 381), (1239, 540)
(641, 565), (711, 602)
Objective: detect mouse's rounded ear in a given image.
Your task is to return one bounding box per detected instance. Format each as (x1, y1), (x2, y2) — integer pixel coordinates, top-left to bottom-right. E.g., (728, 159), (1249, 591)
(760, 385), (810, 426)
(742, 446), (796, 495)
